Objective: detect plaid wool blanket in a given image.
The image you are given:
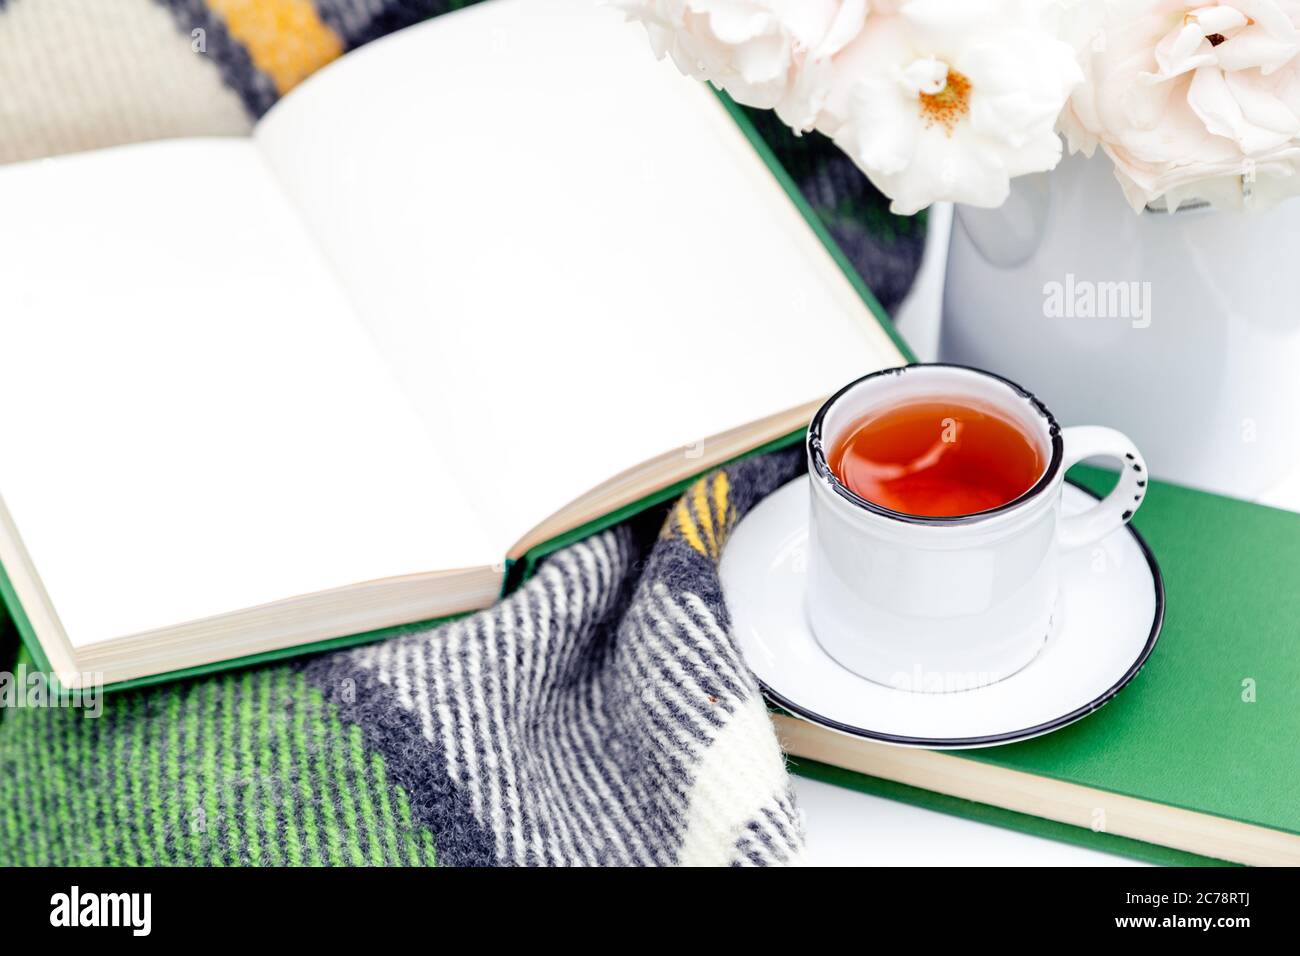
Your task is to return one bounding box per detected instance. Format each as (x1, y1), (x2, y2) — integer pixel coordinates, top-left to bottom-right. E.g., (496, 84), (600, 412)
(0, 0), (924, 866)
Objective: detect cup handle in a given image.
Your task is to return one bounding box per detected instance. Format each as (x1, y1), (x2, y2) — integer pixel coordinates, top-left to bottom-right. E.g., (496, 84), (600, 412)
(1057, 426), (1148, 551)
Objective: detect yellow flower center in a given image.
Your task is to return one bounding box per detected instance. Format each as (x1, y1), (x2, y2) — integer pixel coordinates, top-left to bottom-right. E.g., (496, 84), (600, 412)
(918, 68), (971, 134)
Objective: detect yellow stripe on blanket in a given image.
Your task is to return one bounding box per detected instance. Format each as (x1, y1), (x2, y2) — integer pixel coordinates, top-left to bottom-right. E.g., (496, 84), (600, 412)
(671, 499), (707, 557)
(664, 472), (734, 561)
(206, 0), (343, 94)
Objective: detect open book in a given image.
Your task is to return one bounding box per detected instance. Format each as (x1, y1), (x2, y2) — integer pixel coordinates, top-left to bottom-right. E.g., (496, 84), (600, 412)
(0, 0), (905, 689)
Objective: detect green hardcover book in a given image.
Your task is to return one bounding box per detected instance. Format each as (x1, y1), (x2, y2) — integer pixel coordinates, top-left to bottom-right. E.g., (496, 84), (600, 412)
(0, 0), (908, 693)
(775, 465), (1300, 867)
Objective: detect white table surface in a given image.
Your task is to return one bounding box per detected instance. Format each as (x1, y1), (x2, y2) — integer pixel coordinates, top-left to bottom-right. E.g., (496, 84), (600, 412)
(798, 203), (1147, 866)
(796, 776), (1146, 866)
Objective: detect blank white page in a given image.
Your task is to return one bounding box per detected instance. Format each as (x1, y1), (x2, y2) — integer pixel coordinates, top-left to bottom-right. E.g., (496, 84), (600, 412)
(0, 140), (490, 647)
(255, 0), (902, 552)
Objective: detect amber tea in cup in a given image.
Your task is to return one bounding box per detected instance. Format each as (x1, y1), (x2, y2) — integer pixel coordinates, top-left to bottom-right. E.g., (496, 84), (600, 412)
(828, 398), (1045, 518)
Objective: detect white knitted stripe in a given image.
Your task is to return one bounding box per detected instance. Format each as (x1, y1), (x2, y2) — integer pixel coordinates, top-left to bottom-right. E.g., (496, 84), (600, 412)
(427, 621), (460, 781)
(679, 693), (802, 867)
(540, 579), (610, 863)
(571, 647), (660, 863)
(659, 587), (753, 702)
(549, 550), (616, 866)
(554, 670), (622, 861)
(537, 535), (662, 863)
(679, 590), (759, 695)
(372, 638), (392, 687)
(494, 604), (520, 859)
(555, 535), (629, 861)
(624, 608), (728, 796)
(522, 576), (580, 865)
(411, 623), (435, 744)
(482, 608), (524, 864)
(617, 610), (705, 801)
(534, 554), (595, 864)
(0, 0), (250, 164)
(392, 640), (414, 713)
(465, 615), (507, 862)
(543, 560), (592, 866)
(625, 606), (715, 755)
(644, 594), (748, 711)
(437, 622), (467, 785)
(445, 620), (482, 819)
(508, 590), (549, 865)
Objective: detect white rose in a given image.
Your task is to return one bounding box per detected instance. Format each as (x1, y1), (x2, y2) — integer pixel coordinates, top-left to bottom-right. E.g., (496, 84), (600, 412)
(816, 0), (1083, 214)
(1061, 0), (1300, 211)
(615, 0), (868, 131)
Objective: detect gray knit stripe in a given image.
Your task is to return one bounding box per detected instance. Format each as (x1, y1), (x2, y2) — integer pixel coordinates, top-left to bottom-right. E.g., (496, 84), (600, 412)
(300, 449), (811, 865)
(560, 667), (631, 862)
(732, 786), (804, 867)
(570, 534), (653, 862)
(353, 532), (637, 863)
(676, 590), (757, 694)
(546, 591), (614, 863)
(522, 569), (579, 865)
(551, 544), (626, 864)
(641, 599), (741, 713)
(572, 643), (660, 863)
(554, 534), (660, 862)
(533, 557), (590, 863)
(647, 591), (749, 708)
(633, 603), (729, 733)
(480, 611), (518, 862)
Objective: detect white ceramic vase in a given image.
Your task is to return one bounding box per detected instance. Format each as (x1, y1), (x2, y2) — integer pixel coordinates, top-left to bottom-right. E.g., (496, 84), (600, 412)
(940, 151), (1300, 500)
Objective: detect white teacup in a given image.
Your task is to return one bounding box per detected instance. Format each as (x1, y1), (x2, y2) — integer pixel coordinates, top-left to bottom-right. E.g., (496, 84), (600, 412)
(806, 364), (1147, 693)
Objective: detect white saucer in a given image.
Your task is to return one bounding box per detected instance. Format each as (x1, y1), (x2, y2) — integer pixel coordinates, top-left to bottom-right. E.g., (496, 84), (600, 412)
(720, 476), (1164, 749)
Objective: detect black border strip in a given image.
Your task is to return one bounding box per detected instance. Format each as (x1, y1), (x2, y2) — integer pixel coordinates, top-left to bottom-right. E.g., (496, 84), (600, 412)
(761, 479), (1166, 749)
(808, 363), (1066, 525)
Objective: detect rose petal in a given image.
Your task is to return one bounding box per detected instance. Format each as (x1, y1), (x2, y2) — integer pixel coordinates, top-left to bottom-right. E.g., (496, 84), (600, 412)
(809, 0), (868, 58)
(835, 74), (921, 176)
(778, 54), (833, 130)
(1232, 0), (1298, 42)
(693, 1), (773, 45)
(773, 0), (841, 49)
(900, 0), (1006, 40)
(730, 29), (792, 86)
(896, 129), (1010, 211)
(901, 57), (948, 94)
(1121, 76), (1180, 132)
(1154, 23), (1216, 78)
(1000, 126), (1064, 178)
(1213, 24), (1300, 74)
(1188, 64), (1249, 142)
(1225, 68), (1300, 143)
(1186, 5), (1249, 35)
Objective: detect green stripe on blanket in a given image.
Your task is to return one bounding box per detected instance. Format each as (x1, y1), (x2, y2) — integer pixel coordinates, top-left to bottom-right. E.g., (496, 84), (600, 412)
(0, 663), (437, 866)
